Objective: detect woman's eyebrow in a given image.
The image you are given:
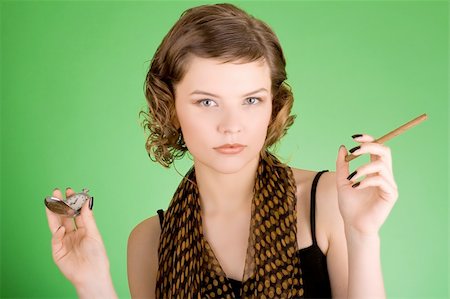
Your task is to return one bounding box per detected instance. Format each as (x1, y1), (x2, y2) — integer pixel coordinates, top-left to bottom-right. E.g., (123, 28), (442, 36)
(189, 88), (268, 98)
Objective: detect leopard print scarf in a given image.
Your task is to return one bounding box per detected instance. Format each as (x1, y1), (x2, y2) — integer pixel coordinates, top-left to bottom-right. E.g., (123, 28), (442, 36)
(156, 151), (304, 298)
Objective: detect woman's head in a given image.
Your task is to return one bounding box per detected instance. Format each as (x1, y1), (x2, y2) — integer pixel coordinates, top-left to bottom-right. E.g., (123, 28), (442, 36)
(141, 3), (296, 168)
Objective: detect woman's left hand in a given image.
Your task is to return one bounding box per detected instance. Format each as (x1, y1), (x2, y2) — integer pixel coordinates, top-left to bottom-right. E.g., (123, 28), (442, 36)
(335, 134), (399, 235)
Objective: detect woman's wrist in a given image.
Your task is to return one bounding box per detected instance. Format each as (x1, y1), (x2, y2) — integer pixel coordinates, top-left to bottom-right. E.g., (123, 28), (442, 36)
(344, 224), (380, 242)
(345, 224), (385, 299)
(75, 274), (118, 299)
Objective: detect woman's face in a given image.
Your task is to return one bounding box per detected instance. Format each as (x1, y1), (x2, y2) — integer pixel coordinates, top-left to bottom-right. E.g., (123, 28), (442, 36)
(174, 56), (272, 174)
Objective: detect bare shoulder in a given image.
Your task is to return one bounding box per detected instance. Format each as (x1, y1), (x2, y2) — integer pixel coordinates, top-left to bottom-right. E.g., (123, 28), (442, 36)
(127, 214), (161, 299)
(290, 166), (339, 213)
(290, 167), (342, 254)
(308, 170), (343, 235)
(290, 166), (337, 197)
(291, 166), (340, 221)
(290, 167), (349, 297)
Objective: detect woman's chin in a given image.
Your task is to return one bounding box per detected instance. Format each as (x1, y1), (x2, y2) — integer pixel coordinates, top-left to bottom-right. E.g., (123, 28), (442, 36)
(192, 151), (259, 175)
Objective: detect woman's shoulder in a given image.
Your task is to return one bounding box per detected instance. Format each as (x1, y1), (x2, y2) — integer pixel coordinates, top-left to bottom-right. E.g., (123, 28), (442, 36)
(289, 166), (339, 217)
(129, 214), (161, 239)
(127, 214), (161, 299)
(289, 166), (341, 254)
(128, 214), (161, 258)
(289, 166), (337, 197)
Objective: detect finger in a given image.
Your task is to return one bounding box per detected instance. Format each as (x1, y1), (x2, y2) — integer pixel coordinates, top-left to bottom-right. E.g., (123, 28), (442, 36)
(336, 145), (351, 188)
(65, 188), (83, 229)
(349, 142), (392, 170)
(351, 133), (380, 163)
(351, 133), (378, 162)
(352, 133), (375, 143)
(53, 188), (76, 231)
(65, 187), (76, 198)
(79, 196), (100, 236)
(347, 160), (395, 186)
(351, 174), (399, 203)
(74, 198), (88, 230)
(45, 205), (62, 234)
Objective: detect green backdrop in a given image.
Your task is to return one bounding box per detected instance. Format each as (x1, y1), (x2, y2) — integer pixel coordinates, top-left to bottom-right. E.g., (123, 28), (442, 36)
(1, 1), (448, 298)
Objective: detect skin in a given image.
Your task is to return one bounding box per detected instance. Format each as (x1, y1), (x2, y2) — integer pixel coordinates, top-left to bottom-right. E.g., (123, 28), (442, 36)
(45, 193), (117, 298)
(45, 56), (398, 299)
(174, 56), (273, 216)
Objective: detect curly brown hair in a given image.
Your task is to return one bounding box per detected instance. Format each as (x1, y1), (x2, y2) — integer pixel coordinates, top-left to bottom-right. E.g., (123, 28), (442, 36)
(139, 3), (296, 168)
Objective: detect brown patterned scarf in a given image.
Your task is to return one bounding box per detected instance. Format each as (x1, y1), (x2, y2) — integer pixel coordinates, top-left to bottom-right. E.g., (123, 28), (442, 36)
(156, 150), (304, 298)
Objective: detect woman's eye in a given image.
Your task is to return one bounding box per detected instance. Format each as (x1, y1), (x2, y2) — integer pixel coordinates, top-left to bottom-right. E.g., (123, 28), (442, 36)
(196, 97), (260, 107)
(197, 99), (217, 107)
(245, 97), (261, 105)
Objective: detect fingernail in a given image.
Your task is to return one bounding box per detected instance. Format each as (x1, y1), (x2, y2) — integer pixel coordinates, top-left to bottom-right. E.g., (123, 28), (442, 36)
(53, 187), (60, 191)
(349, 146), (360, 154)
(352, 134), (363, 139)
(66, 187), (71, 190)
(352, 182), (360, 188)
(89, 197), (94, 210)
(347, 170), (357, 180)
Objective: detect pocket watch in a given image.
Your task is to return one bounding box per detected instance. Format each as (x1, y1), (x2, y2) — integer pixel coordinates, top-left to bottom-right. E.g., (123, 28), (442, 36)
(44, 188), (93, 217)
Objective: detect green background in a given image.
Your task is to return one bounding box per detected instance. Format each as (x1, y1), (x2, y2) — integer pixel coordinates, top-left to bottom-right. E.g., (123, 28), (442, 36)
(1, 1), (448, 298)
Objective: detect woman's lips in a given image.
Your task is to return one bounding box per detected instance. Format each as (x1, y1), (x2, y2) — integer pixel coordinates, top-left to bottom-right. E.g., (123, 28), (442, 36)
(213, 144), (246, 154)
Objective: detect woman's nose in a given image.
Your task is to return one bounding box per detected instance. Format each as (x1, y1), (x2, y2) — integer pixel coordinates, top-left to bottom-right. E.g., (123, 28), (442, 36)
(217, 110), (243, 134)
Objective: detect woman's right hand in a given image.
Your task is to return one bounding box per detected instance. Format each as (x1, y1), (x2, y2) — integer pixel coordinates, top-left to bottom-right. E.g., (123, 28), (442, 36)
(45, 187), (117, 298)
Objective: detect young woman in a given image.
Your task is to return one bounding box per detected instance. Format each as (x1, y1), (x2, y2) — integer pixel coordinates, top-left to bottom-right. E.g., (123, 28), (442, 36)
(45, 3), (398, 298)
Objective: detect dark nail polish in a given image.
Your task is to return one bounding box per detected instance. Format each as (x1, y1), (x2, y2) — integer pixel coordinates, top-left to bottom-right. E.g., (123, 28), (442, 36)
(53, 187), (60, 191)
(352, 134), (363, 139)
(347, 170), (357, 180)
(352, 182), (360, 188)
(89, 197), (94, 210)
(349, 146), (360, 154)
(66, 187), (71, 190)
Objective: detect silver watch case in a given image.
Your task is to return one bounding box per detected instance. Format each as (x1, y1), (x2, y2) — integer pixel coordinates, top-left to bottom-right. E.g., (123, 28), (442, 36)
(44, 188), (92, 217)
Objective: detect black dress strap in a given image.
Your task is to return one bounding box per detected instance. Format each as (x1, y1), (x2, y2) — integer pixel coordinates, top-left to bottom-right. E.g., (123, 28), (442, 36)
(157, 209), (164, 227)
(310, 170), (329, 245)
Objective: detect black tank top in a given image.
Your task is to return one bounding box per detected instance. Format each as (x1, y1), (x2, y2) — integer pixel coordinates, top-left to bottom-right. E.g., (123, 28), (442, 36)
(157, 170), (332, 298)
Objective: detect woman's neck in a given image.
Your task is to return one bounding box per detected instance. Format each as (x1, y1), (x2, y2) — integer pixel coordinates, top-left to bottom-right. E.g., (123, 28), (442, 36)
(194, 156), (259, 216)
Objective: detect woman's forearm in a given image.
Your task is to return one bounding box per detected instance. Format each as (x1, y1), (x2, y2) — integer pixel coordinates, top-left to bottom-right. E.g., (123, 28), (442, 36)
(345, 226), (385, 299)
